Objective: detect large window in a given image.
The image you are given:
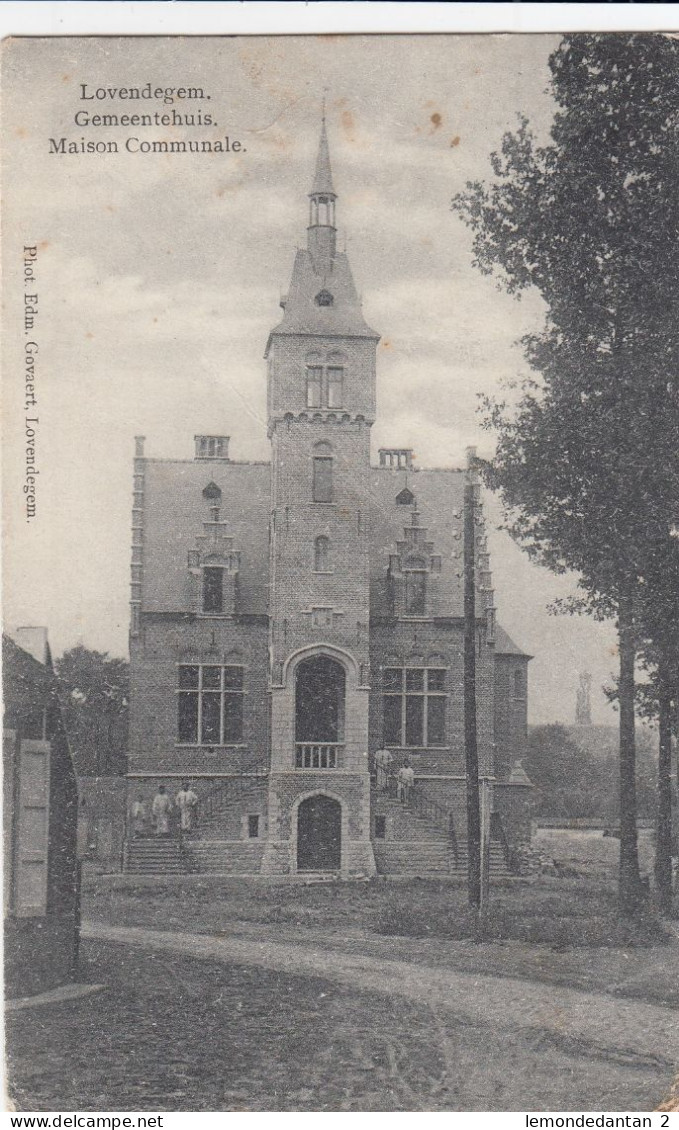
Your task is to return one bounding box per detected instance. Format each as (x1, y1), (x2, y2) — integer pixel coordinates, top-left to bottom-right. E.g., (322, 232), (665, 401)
(382, 667), (447, 747)
(202, 567), (224, 613)
(178, 665), (244, 745)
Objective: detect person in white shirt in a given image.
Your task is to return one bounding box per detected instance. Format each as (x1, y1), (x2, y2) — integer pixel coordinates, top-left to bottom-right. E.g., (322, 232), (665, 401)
(397, 760), (415, 805)
(131, 795), (147, 838)
(175, 780), (198, 833)
(151, 785), (173, 836)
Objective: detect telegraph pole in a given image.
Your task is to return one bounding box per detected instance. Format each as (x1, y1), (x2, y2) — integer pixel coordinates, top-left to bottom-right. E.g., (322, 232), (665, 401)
(464, 449), (482, 910)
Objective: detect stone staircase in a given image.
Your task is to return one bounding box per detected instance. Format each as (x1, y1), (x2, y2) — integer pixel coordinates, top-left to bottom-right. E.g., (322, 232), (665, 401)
(186, 840), (265, 873)
(372, 793), (512, 877)
(125, 837), (194, 875)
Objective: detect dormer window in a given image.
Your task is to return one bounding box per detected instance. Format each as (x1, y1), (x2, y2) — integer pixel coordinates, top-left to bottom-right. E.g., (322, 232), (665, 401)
(396, 488), (415, 506)
(202, 567), (224, 613)
(315, 289), (334, 307)
(202, 482), (222, 501)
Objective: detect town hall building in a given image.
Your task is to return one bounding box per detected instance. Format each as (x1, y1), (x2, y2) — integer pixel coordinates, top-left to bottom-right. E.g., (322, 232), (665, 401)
(125, 120), (533, 877)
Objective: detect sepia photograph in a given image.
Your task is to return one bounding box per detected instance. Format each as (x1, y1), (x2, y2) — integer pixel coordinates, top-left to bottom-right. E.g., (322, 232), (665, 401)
(2, 27), (678, 1115)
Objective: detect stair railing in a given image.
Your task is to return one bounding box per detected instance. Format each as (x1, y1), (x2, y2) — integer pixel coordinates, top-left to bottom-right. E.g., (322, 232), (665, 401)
(380, 760), (459, 863)
(490, 810), (513, 871)
(194, 755), (268, 830)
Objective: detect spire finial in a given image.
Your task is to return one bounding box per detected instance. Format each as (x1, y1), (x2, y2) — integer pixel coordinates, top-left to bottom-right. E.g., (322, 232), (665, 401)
(309, 104), (336, 199)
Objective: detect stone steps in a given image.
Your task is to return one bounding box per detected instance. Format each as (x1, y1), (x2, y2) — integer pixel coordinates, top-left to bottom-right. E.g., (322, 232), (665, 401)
(186, 840), (266, 874)
(373, 839), (511, 876)
(125, 838), (193, 875)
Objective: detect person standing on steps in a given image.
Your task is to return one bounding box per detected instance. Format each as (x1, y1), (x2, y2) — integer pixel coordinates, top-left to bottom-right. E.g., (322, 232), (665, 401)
(398, 759), (415, 805)
(151, 785), (172, 837)
(175, 780), (198, 834)
(131, 794), (147, 838)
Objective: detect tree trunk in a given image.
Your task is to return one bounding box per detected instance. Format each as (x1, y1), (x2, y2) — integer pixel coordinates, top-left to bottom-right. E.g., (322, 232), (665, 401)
(618, 588), (643, 915)
(654, 656), (674, 913)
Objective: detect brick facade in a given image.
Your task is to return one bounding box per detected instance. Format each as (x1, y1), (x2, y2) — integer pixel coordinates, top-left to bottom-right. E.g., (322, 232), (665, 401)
(126, 121), (533, 874)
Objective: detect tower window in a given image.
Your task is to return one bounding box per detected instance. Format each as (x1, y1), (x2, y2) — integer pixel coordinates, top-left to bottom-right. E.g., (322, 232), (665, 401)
(202, 567), (224, 613)
(313, 457), (333, 503)
(307, 366), (323, 408)
(315, 290), (334, 307)
(306, 364), (344, 409)
(314, 535), (331, 572)
(327, 367), (344, 408)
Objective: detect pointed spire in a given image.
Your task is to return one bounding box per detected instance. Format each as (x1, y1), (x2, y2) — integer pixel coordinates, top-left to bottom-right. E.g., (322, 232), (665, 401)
(309, 111), (336, 199)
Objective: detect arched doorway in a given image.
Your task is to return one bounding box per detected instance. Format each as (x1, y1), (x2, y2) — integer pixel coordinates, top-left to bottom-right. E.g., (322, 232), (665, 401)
(297, 795), (342, 872)
(295, 655), (345, 768)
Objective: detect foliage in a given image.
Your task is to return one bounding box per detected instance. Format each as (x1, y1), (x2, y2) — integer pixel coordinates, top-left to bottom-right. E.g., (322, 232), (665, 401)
(55, 645), (129, 776)
(526, 724), (658, 820)
(452, 33), (679, 912)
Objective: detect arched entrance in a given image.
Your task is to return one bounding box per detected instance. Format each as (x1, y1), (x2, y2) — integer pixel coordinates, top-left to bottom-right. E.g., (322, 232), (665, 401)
(297, 795), (342, 872)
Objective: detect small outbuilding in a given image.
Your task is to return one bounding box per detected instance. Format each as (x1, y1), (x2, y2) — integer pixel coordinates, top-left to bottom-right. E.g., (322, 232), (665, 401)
(3, 628), (80, 998)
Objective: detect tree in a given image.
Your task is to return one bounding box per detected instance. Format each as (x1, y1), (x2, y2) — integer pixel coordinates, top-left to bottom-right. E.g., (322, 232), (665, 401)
(55, 646), (129, 776)
(453, 33), (679, 914)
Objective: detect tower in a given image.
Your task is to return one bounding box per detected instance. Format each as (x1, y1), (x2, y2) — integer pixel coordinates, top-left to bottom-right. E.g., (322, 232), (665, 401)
(262, 115), (380, 875)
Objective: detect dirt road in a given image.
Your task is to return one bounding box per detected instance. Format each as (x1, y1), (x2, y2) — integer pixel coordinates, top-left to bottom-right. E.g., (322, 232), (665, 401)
(83, 920), (678, 1073)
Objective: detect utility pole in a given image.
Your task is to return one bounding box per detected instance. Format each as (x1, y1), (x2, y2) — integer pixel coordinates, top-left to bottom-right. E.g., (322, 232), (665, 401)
(464, 448), (482, 909)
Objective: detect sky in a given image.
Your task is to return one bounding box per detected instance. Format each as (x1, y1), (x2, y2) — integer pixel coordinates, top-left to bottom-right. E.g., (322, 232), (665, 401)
(2, 33), (620, 724)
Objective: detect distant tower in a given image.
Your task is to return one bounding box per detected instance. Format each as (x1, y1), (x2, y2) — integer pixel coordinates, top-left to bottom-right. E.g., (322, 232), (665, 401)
(576, 671), (592, 726)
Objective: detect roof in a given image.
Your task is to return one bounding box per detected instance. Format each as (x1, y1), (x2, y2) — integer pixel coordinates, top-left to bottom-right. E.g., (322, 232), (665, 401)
(266, 249), (379, 345)
(141, 460), (271, 616)
(310, 118), (335, 197)
(494, 624), (531, 659)
(369, 466), (466, 618)
(140, 460), (518, 627)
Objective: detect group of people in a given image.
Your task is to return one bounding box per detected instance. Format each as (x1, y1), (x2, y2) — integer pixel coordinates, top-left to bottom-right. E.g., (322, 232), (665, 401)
(130, 781), (198, 838)
(374, 749), (415, 803)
